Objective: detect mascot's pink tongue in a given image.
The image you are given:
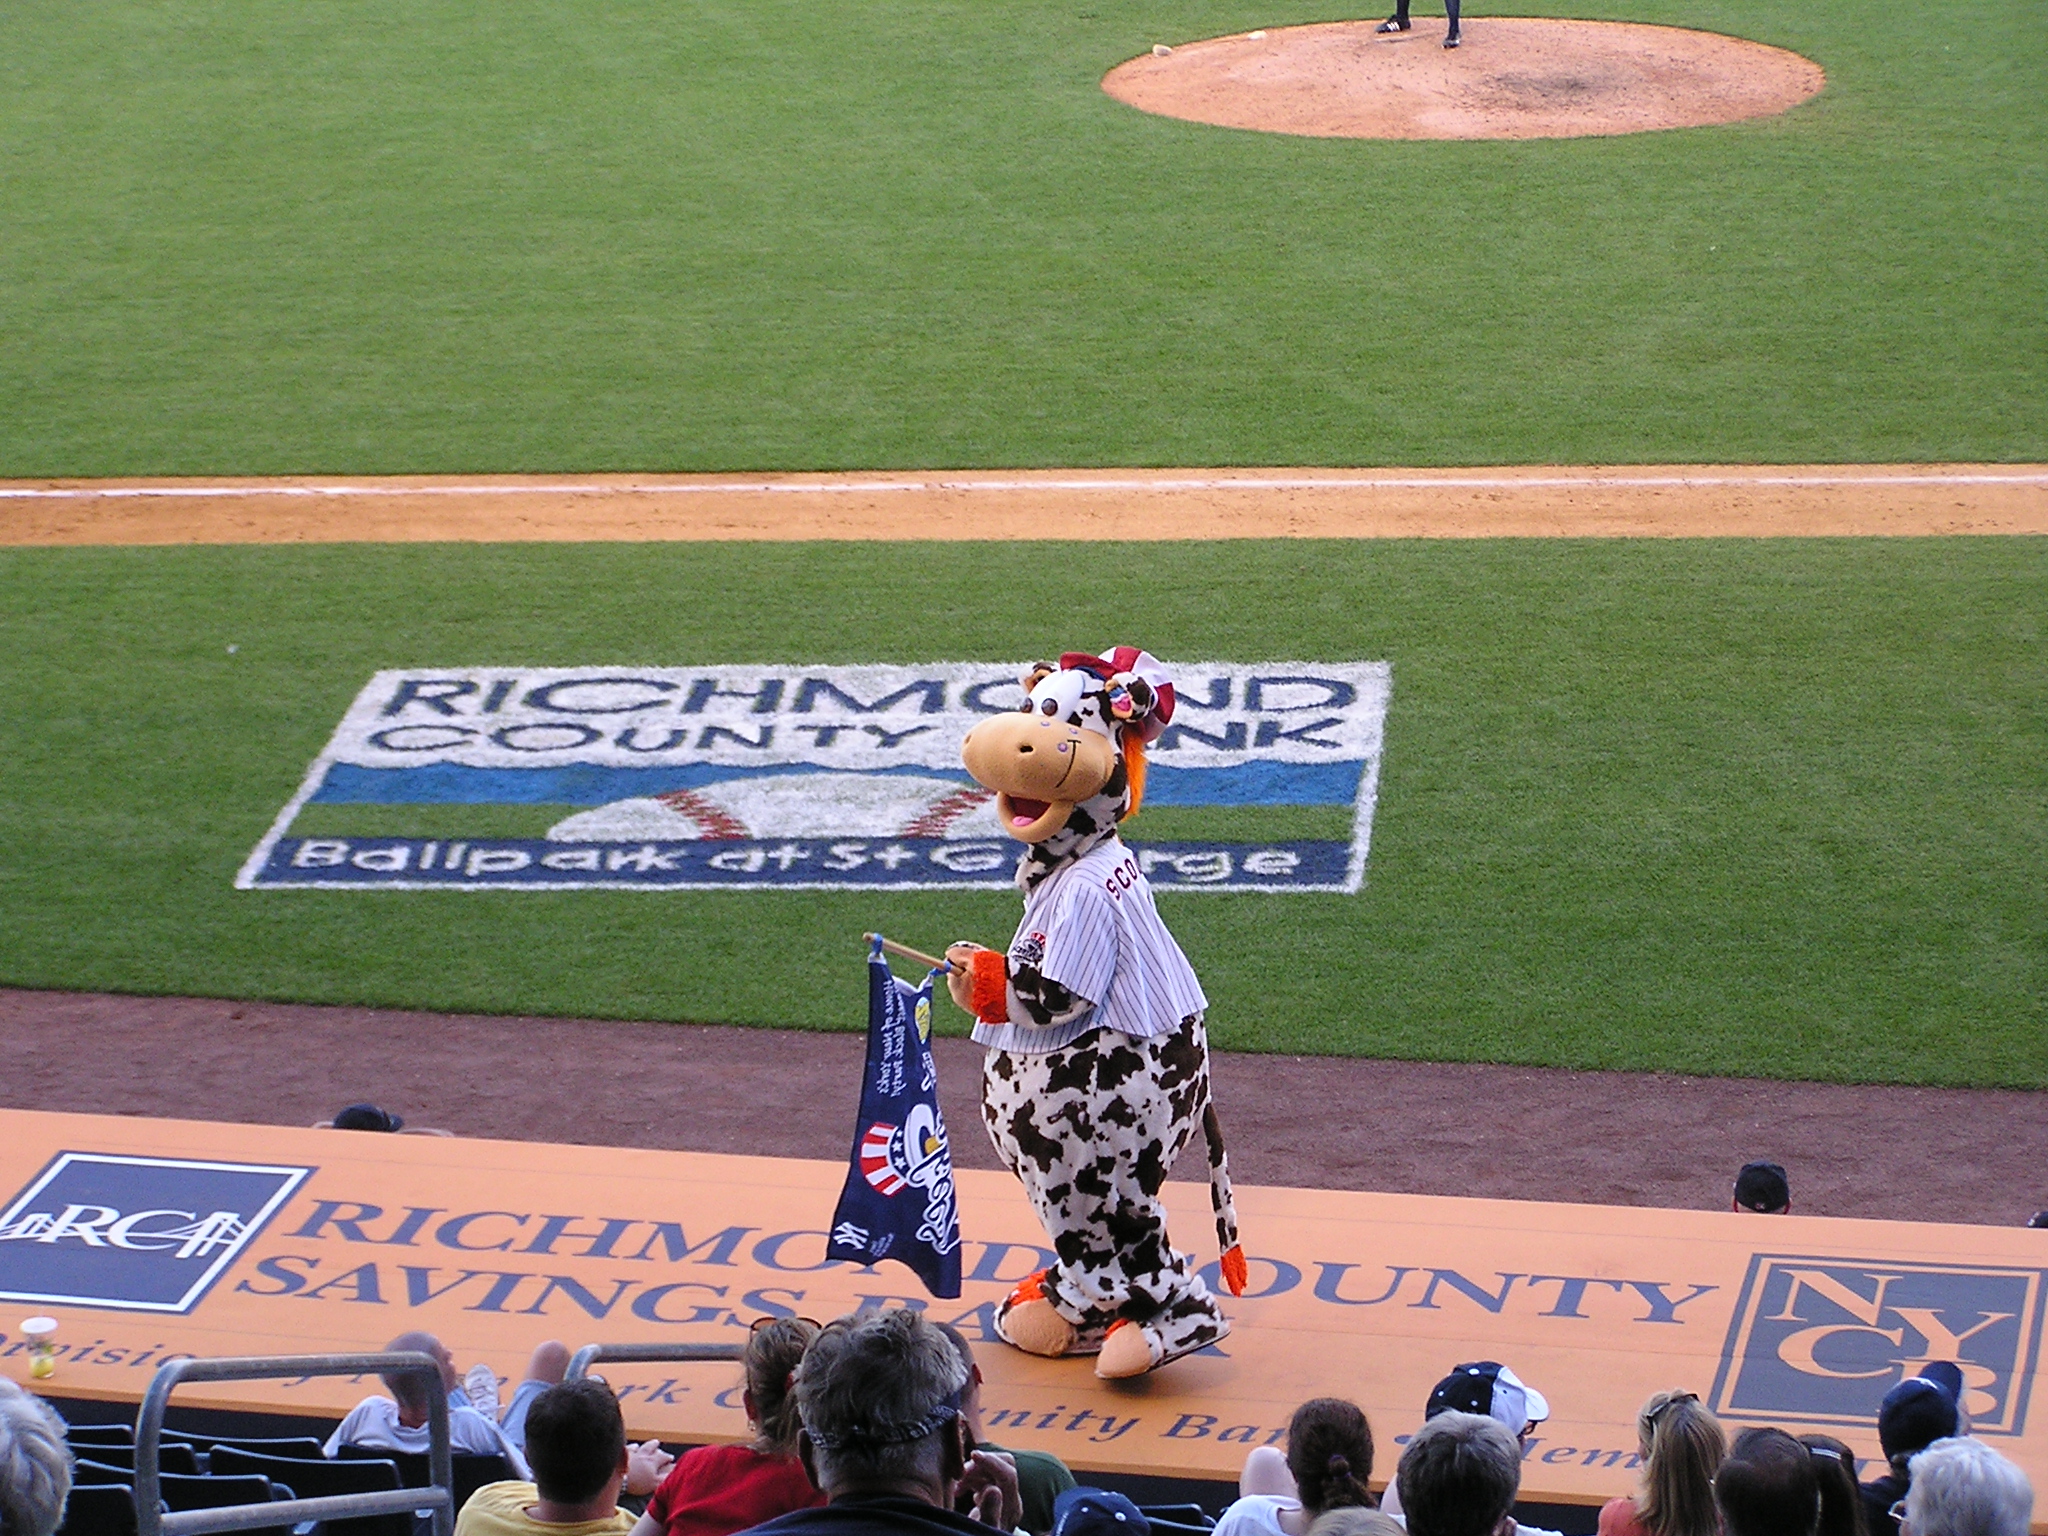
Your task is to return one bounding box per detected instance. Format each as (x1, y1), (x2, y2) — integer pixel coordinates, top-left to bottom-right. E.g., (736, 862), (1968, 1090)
(1009, 796), (1050, 827)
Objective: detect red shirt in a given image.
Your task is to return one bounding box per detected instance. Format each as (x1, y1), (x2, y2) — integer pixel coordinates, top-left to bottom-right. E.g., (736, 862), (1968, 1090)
(646, 1444), (824, 1536)
(1599, 1499), (1654, 1536)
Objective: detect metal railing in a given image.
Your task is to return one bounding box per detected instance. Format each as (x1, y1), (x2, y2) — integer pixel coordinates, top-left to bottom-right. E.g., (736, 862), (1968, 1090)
(564, 1342), (744, 1381)
(136, 1353), (455, 1536)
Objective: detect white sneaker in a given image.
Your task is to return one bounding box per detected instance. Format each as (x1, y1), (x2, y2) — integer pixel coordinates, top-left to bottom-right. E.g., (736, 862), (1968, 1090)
(463, 1362), (501, 1418)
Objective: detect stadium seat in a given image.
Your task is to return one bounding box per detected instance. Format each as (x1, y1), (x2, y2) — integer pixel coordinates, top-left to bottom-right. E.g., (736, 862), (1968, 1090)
(69, 1460), (135, 1488)
(56, 1483), (139, 1536)
(206, 1448), (409, 1536)
(336, 1448), (516, 1511)
(70, 1444), (201, 1476)
(64, 1424), (136, 1448)
(159, 1472), (296, 1536)
(164, 1434), (329, 1461)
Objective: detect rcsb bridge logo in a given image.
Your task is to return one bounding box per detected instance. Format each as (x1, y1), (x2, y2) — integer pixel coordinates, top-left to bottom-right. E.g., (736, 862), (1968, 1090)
(1711, 1255), (2047, 1436)
(0, 1153), (312, 1313)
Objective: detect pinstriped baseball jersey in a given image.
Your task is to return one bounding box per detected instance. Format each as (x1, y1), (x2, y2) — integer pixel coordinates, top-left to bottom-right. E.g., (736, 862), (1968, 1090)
(972, 835), (1208, 1053)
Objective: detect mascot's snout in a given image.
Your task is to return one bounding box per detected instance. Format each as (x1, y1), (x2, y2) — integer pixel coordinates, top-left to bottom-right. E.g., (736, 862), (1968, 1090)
(961, 713), (1120, 841)
(961, 652), (1172, 843)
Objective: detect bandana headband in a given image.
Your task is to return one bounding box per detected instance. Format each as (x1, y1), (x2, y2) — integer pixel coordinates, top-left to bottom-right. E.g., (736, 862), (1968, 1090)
(802, 1391), (961, 1450)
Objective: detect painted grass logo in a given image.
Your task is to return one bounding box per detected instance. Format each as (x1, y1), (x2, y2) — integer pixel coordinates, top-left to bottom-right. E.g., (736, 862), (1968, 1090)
(241, 662), (1390, 892)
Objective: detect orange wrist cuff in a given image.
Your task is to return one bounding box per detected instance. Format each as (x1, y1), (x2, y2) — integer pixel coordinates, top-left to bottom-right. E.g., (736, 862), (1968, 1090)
(969, 950), (1010, 1024)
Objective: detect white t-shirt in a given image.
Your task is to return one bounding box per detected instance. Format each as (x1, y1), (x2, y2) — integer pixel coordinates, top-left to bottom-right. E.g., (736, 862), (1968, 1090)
(1213, 1496), (1300, 1536)
(324, 1395), (531, 1479)
(973, 835), (1208, 1053)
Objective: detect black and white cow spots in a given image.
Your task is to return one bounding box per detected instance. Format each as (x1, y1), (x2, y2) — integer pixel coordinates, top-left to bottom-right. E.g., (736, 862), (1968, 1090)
(982, 1014), (1232, 1367)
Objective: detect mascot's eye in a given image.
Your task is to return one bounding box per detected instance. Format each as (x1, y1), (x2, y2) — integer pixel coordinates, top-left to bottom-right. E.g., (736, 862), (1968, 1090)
(1040, 698), (1059, 716)
(1018, 699), (1034, 713)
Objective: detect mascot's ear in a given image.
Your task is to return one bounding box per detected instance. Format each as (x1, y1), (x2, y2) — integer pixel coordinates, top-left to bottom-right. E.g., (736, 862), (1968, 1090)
(1020, 661), (1056, 693)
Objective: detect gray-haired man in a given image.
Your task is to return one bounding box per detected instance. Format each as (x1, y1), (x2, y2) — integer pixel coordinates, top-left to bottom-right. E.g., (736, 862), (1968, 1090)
(745, 1309), (1021, 1536)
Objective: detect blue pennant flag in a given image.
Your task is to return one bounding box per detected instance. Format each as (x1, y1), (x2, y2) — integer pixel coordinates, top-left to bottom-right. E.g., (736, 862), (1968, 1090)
(825, 941), (963, 1298)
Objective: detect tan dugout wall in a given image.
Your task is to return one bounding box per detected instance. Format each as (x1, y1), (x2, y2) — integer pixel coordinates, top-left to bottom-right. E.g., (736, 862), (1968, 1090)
(3, 1110), (2041, 1524)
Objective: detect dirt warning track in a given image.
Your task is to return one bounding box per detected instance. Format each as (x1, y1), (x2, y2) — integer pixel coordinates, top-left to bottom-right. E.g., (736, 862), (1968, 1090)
(3, 465), (2045, 545)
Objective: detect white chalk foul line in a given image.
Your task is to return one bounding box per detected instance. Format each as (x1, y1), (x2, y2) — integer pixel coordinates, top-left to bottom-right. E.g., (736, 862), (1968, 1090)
(2, 471), (2046, 501)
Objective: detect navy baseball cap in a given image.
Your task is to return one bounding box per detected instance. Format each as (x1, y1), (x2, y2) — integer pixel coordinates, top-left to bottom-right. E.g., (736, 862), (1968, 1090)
(1878, 1367), (1961, 1460)
(1053, 1489), (1150, 1536)
(1734, 1162), (1791, 1213)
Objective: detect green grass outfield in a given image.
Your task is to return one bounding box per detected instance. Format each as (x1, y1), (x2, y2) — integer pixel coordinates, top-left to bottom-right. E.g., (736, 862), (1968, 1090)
(1, 0), (2042, 473)
(1, 539), (2040, 1088)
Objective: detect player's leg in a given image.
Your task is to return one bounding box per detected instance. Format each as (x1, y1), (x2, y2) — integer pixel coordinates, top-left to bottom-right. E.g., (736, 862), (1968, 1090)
(1377, 0), (1412, 33)
(1443, 0), (1462, 46)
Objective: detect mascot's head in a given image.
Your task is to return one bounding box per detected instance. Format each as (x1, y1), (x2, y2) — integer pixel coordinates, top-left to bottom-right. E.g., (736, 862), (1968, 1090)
(961, 647), (1175, 888)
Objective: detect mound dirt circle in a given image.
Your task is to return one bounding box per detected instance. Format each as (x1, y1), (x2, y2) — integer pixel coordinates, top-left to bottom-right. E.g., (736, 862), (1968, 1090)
(1102, 18), (1825, 140)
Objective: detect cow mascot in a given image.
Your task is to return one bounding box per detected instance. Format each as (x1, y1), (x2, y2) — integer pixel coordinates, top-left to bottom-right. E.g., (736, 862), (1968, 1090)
(944, 647), (1247, 1379)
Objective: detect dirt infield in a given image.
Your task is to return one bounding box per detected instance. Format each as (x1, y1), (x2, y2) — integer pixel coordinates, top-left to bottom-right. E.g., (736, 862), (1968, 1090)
(5, 987), (2042, 1228)
(1103, 20), (1824, 141)
(3, 466), (2045, 544)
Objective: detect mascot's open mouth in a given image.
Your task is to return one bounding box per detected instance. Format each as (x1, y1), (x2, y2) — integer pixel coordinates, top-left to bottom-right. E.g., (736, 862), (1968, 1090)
(1005, 796), (1051, 828)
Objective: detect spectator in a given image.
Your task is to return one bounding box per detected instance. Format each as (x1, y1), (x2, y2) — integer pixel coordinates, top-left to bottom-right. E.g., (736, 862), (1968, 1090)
(1733, 1162), (1791, 1214)
(327, 1331), (533, 1476)
(1598, 1391), (1724, 1536)
(1902, 1438), (2033, 1536)
(631, 1318), (824, 1536)
(1381, 1363), (1558, 1536)
(460, 1380), (642, 1536)
(1863, 1371), (1965, 1536)
(1715, 1427), (1820, 1536)
(0, 1380), (72, 1536)
(1801, 1435), (1869, 1536)
(744, 1307), (1021, 1536)
(1221, 1398), (1374, 1536)
(1394, 1412), (1521, 1536)
(934, 1322), (1076, 1535)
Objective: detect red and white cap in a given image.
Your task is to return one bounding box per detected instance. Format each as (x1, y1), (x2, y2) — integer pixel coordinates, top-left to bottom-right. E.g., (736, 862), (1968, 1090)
(1056, 646), (1177, 743)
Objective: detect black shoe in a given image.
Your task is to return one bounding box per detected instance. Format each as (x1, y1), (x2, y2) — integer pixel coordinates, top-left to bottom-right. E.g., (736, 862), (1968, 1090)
(1443, 31), (1461, 46)
(1375, 16), (1410, 31)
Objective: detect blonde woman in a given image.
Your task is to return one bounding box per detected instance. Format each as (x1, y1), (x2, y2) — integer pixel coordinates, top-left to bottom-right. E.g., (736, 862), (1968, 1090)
(1599, 1392), (1725, 1536)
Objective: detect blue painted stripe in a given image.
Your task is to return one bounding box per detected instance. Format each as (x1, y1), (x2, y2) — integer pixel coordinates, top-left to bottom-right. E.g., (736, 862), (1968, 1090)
(309, 759), (1364, 807)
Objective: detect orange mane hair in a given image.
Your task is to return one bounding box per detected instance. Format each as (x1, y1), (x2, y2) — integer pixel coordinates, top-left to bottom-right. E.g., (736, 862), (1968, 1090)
(1122, 733), (1147, 819)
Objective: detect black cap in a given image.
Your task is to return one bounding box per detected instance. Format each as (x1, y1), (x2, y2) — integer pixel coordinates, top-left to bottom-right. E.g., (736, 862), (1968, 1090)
(1734, 1161), (1790, 1213)
(332, 1103), (404, 1132)
(1878, 1371), (1960, 1460)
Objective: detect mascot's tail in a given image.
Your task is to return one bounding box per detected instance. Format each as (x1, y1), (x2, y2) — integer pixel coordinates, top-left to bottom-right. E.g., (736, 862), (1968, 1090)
(1203, 1100), (1249, 1297)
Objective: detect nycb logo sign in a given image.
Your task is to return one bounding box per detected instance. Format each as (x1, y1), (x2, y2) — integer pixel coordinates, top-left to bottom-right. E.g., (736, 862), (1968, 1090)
(1712, 1255), (2046, 1436)
(0, 1153), (311, 1313)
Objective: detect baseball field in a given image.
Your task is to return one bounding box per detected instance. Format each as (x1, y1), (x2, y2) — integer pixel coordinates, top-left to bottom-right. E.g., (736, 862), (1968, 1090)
(2, 1), (2043, 1095)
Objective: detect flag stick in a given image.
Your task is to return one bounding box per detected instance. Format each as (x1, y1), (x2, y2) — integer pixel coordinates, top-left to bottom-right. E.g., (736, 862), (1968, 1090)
(865, 933), (958, 973)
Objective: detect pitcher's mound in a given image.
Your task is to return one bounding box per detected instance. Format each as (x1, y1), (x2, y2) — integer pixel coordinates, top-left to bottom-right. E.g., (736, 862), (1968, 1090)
(1102, 18), (1823, 140)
